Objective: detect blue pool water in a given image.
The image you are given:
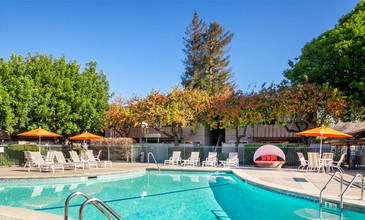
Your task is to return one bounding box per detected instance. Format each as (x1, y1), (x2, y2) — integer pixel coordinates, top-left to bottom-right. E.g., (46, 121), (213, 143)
(0, 171), (364, 219)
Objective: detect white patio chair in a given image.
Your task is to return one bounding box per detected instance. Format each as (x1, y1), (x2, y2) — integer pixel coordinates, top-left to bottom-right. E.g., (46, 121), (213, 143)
(306, 152), (324, 173)
(29, 151), (64, 173)
(329, 153), (346, 173)
(182, 152), (200, 166)
(24, 151), (36, 168)
(69, 151), (97, 169)
(55, 151), (85, 171)
(164, 151), (182, 165)
(321, 152), (334, 171)
(86, 150), (112, 167)
(95, 150), (102, 162)
(219, 152), (239, 168)
(297, 152), (308, 170)
(44, 151), (55, 164)
(202, 152), (218, 167)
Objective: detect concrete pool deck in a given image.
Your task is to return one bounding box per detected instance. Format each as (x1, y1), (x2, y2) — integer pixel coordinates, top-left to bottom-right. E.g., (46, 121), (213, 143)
(1, 163), (365, 219)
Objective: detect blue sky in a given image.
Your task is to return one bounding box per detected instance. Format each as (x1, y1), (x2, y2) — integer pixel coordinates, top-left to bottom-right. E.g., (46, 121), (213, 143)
(0, 0), (359, 99)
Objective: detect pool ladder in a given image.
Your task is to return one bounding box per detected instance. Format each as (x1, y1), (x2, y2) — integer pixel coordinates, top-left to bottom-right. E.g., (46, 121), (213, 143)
(147, 152), (160, 173)
(319, 172), (364, 214)
(64, 191), (123, 220)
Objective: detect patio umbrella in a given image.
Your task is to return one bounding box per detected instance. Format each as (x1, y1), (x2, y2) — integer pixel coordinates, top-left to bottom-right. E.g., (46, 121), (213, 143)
(18, 127), (61, 152)
(296, 126), (352, 157)
(70, 132), (103, 141)
(70, 132), (103, 146)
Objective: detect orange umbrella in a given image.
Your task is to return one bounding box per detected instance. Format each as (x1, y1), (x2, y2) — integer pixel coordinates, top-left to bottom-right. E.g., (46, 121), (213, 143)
(70, 132), (103, 140)
(18, 127), (61, 151)
(296, 126), (352, 157)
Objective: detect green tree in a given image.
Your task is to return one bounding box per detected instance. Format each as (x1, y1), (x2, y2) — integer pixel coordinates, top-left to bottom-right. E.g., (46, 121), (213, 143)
(202, 22), (236, 94)
(133, 86), (210, 146)
(182, 13), (236, 94)
(181, 11), (207, 88)
(257, 82), (352, 144)
(104, 95), (138, 137)
(210, 89), (259, 147)
(283, 1), (365, 114)
(0, 53), (110, 136)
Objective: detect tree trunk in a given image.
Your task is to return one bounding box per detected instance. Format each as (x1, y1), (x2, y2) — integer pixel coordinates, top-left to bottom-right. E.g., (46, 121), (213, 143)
(235, 126), (248, 147)
(171, 122), (182, 146)
(174, 135), (179, 146)
(216, 130), (222, 147)
(301, 136), (311, 145)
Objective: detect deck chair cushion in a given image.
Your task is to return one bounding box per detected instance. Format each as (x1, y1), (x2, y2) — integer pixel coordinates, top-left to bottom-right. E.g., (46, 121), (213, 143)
(271, 155), (277, 161)
(262, 155), (267, 161)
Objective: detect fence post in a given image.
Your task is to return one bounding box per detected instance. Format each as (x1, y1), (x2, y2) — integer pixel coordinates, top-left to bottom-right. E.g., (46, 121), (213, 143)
(131, 145), (134, 163)
(242, 145), (245, 165)
(183, 146), (185, 159)
(107, 145), (110, 161)
(157, 144), (159, 163)
(23, 144), (26, 165)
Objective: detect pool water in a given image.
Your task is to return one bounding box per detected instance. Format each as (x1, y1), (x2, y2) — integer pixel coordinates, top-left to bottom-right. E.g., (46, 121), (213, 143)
(0, 171), (364, 219)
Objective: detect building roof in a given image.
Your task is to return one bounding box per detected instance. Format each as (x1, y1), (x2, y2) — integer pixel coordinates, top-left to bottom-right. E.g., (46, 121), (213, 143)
(330, 121), (365, 145)
(331, 121), (365, 137)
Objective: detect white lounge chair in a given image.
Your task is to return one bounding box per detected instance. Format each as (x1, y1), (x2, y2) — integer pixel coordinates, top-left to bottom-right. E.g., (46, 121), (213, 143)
(44, 151), (55, 164)
(94, 150), (102, 162)
(55, 151), (85, 171)
(164, 151), (182, 165)
(307, 152), (324, 173)
(321, 152), (334, 171)
(329, 153), (346, 173)
(219, 152), (239, 168)
(29, 152), (64, 173)
(86, 150), (112, 168)
(182, 152), (200, 166)
(24, 151), (36, 168)
(297, 152), (308, 170)
(202, 152), (218, 167)
(69, 151), (97, 169)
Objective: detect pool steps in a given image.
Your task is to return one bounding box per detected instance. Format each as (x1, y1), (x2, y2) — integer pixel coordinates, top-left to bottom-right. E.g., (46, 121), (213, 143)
(64, 191), (122, 220)
(319, 172), (364, 216)
(147, 152), (160, 173)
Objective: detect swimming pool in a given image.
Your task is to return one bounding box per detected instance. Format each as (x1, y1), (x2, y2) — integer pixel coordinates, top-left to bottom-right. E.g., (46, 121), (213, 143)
(0, 171), (364, 219)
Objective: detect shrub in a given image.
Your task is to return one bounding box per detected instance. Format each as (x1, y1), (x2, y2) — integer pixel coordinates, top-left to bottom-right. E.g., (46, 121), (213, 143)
(0, 155), (15, 166)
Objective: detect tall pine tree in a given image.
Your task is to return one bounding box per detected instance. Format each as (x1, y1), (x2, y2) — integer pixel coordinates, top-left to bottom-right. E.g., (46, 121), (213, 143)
(203, 22), (235, 94)
(182, 12), (236, 94)
(181, 11), (207, 88)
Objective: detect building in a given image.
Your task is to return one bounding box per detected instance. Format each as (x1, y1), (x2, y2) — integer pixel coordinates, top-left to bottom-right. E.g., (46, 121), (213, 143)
(224, 124), (302, 145)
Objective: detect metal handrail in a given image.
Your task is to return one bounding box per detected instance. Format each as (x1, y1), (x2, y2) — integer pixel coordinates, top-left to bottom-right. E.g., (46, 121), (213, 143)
(340, 174), (364, 211)
(64, 191), (113, 220)
(147, 152), (160, 172)
(79, 197), (123, 220)
(319, 172), (343, 210)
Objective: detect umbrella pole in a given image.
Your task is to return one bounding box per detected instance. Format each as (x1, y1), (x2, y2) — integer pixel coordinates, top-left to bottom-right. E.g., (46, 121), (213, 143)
(39, 136), (41, 153)
(319, 135), (323, 159)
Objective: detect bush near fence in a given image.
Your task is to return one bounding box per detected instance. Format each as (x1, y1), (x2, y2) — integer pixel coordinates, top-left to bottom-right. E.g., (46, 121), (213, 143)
(4, 145), (47, 166)
(0, 155), (15, 166)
